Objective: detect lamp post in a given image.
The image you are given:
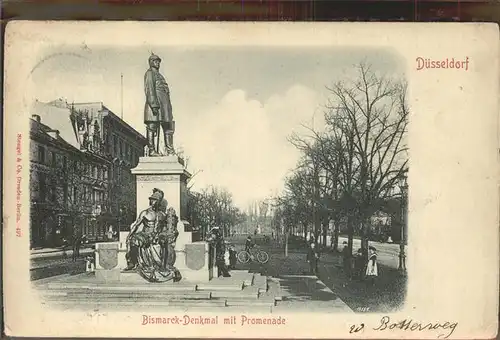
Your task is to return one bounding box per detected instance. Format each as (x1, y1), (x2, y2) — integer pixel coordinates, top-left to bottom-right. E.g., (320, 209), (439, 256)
(398, 173), (408, 275)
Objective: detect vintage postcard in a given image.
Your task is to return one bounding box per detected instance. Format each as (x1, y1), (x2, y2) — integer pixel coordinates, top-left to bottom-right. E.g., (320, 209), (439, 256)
(3, 21), (499, 338)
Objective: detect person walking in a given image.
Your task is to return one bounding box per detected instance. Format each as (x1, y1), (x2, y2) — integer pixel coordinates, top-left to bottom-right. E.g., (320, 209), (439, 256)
(307, 242), (320, 276)
(341, 241), (350, 272)
(365, 246), (378, 287)
(207, 227), (231, 277)
(354, 248), (365, 280)
(227, 242), (237, 269)
(71, 225), (84, 262)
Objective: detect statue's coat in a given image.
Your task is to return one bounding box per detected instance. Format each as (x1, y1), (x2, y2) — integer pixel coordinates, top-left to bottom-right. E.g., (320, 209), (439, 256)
(144, 67), (173, 123)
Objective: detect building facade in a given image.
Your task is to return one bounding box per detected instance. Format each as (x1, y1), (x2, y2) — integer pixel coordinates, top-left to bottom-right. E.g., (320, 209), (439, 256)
(70, 102), (147, 232)
(30, 100), (147, 248)
(30, 114), (111, 248)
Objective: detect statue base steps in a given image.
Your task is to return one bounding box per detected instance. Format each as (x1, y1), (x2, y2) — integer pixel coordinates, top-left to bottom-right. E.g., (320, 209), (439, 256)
(35, 270), (279, 311)
(34, 270), (356, 312)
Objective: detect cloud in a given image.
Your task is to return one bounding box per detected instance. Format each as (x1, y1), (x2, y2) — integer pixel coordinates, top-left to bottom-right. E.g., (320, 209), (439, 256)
(182, 84), (320, 208)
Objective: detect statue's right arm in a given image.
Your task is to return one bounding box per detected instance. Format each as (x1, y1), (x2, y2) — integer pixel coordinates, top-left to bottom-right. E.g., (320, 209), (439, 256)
(128, 210), (146, 237)
(144, 70), (159, 109)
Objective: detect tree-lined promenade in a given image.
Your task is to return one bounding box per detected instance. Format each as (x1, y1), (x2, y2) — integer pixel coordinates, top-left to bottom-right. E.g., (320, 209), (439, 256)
(272, 63), (409, 274)
(188, 186), (247, 239)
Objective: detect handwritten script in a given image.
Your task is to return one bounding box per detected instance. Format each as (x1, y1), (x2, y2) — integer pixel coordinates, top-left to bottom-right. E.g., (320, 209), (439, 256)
(350, 316), (458, 339)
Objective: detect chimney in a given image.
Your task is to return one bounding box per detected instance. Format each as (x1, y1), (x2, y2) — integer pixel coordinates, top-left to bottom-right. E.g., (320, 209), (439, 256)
(48, 130), (60, 139)
(31, 114), (41, 123)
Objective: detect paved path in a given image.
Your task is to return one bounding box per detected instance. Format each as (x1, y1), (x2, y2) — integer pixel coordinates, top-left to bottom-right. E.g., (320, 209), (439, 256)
(228, 235), (406, 313)
(227, 235), (354, 313)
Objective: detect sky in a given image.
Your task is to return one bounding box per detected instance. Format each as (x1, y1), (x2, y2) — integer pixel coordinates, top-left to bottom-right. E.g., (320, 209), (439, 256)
(29, 45), (404, 209)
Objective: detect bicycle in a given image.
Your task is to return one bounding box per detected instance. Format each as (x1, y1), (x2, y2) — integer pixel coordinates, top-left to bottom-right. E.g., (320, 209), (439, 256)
(237, 246), (269, 264)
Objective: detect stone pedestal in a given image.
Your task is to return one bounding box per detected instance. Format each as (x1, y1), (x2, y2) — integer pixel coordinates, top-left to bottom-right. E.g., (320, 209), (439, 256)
(175, 221), (216, 282)
(131, 156), (190, 219)
(127, 155), (214, 282)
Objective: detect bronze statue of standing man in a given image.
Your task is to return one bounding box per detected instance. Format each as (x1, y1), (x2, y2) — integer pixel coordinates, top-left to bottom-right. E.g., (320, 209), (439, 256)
(144, 53), (175, 156)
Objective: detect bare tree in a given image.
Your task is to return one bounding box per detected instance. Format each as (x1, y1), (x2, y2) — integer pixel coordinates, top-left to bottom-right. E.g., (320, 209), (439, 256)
(325, 62), (409, 254)
(286, 62), (409, 273)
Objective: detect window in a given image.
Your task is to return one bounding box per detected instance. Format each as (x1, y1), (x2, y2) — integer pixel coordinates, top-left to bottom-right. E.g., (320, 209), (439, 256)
(114, 135), (118, 156)
(103, 169), (108, 180)
(51, 185), (57, 202)
(62, 156), (67, 171)
(38, 146), (45, 164)
(39, 173), (46, 201)
(92, 165), (97, 178)
(73, 186), (78, 202)
(51, 152), (57, 167)
(63, 184), (68, 206)
(119, 140), (123, 158)
(73, 160), (78, 173)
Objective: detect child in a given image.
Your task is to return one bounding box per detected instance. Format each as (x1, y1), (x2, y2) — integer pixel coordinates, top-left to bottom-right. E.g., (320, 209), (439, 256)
(85, 254), (95, 272)
(224, 241), (231, 268)
(365, 246), (378, 287)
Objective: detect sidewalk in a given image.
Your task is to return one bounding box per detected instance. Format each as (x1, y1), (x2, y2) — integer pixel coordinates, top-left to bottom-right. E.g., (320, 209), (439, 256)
(237, 244), (354, 313)
(30, 246), (94, 260)
(30, 246), (94, 281)
(317, 249), (407, 313)
(238, 241), (406, 313)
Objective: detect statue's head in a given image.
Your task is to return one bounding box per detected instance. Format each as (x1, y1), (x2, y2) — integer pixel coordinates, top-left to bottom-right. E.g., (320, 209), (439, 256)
(149, 53), (161, 69)
(149, 188), (164, 208)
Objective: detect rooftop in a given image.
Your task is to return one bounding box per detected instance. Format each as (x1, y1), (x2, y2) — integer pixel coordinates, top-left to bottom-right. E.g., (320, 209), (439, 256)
(33, 99), (147, 145)
(32, 100), (80, 149)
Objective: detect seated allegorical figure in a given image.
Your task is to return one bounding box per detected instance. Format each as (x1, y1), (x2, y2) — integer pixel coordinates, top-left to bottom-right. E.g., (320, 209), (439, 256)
(124, 188), (181, 283)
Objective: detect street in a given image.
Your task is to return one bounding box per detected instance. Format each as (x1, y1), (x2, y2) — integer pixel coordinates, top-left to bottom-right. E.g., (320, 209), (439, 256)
(337, 236), (404, 269)
(30, 248), (92, 281)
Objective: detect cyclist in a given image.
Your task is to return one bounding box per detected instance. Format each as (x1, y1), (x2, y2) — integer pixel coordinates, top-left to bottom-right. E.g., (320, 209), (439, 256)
(245, 235), (255, 253)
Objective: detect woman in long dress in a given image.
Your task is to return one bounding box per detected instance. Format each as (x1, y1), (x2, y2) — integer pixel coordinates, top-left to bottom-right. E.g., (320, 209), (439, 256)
(365, 246), (378, 287)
